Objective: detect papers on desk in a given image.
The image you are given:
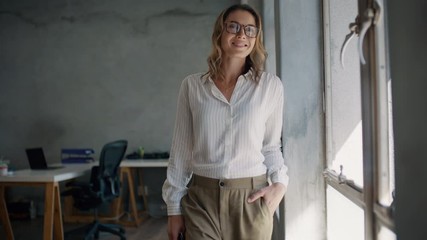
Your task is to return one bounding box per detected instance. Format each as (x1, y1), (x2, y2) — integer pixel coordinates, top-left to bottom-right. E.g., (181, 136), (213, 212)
(61, 148), (95, 164)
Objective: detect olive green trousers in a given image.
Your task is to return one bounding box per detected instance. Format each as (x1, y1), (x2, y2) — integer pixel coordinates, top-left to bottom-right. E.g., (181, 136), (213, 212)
(181, 174), (273, 240)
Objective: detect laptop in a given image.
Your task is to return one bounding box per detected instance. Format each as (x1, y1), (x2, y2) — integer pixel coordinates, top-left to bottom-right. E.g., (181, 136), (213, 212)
(25, 148), (64, 170)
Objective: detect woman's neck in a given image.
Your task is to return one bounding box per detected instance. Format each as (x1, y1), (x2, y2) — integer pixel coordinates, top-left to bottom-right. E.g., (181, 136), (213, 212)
(219, 57), (246, 84)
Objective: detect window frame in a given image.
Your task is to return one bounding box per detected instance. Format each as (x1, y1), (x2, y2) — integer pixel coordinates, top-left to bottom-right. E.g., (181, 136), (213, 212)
(322, 0), (395, 239)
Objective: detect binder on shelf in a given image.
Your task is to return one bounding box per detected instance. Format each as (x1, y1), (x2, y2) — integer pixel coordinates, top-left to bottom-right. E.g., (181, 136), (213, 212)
(61, 148), (95, 164)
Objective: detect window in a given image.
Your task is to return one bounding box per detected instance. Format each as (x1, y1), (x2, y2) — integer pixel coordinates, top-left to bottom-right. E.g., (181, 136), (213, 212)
(323, 0), (395, 239)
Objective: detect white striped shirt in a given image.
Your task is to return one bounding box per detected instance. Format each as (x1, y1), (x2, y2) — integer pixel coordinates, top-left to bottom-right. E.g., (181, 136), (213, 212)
(162, 70), (289, 215)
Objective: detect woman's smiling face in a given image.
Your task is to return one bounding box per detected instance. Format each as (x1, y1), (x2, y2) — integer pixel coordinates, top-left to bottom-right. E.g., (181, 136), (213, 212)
(221, 9), (257, 59)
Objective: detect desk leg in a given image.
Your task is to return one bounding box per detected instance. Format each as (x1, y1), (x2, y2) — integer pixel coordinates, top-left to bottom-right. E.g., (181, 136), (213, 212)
(43, 182), (55, 240)
(123, 167), (141, 226)
(53, 183), (64, 240)
(138, 169), (149, 212)
(0, 185), (14, 240)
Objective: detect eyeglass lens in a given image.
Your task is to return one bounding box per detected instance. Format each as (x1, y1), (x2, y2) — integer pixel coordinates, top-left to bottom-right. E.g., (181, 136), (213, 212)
(225, 22), (258, 38)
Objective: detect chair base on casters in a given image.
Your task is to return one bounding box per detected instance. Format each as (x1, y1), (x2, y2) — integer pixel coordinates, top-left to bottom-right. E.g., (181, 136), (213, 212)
(65, 220), (126, 240)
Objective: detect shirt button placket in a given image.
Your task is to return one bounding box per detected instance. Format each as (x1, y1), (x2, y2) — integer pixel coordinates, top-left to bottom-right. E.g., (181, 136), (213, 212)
(224, 106), (232, 161)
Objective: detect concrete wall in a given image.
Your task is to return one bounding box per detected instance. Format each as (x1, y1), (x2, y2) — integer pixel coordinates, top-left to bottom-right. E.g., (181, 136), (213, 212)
(278, 1), (326, 240)
(389, 0), (427, 239)
(0, 0), (237, 211)
(0, 0), (236, 169)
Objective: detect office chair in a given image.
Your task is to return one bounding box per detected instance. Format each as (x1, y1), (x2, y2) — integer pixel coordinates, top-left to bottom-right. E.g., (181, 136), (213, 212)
(62, 140), (128, 240)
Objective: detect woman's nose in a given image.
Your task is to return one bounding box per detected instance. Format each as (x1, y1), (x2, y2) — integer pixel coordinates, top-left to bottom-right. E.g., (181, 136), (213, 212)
(236, 28), (246, 38)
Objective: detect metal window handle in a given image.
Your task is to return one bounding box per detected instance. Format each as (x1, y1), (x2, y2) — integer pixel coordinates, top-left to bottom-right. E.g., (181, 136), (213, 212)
(340, 19), (359, 68)
(358, 8), (375, 65)
(338, 165), (346, 184)
(373, 0), (383, 26)
(340, 0), (382, 68)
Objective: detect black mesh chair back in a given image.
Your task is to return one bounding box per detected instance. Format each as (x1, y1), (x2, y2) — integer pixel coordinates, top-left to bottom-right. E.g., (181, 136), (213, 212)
(92, 140), (127, 201)
(62, 139), (128, 240)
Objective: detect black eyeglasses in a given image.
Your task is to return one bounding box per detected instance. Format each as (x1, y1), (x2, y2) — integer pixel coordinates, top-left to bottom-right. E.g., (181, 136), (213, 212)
(224, 21), (259, 38)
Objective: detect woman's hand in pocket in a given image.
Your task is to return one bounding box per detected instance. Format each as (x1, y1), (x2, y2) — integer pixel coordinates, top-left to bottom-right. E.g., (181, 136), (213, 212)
(247, 183), (287, 215)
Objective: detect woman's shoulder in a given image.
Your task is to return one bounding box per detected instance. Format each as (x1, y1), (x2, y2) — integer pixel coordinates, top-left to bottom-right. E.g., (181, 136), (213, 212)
(183, 72), (205, 80)
(182, 72), (207, 84)
(258, 71), (282, 86)
(258, 72), (284, 101)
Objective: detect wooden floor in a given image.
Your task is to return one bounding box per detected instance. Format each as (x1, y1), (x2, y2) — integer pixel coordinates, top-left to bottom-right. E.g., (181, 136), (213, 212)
(0, 216), (168, 240)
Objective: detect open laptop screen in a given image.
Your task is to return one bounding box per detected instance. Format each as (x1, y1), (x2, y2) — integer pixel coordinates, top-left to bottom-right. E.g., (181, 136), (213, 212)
(25, 148), (62, 170)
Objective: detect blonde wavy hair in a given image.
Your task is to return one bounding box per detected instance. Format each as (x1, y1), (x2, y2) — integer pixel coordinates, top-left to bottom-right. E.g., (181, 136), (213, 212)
(205, 4), (267, 82)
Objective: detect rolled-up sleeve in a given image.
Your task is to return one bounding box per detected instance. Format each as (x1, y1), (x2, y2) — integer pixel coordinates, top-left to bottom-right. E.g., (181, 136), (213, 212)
(262, 77), (289, 187)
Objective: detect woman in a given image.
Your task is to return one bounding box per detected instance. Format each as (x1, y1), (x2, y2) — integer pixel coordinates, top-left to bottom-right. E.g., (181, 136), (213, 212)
(162, 4), (289, 240)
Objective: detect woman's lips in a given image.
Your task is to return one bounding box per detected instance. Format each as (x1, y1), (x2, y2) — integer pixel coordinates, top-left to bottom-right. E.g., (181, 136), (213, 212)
(232, 41), (248, 47)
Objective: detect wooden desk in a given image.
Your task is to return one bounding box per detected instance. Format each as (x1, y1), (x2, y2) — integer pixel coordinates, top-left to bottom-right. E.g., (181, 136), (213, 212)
(118, 159), (168, 227)
(0, 163), (94, 240)
(62, 159), (169, 227)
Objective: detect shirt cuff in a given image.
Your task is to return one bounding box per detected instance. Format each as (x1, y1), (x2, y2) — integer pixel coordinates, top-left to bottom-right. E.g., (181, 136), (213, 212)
(270, 170), (289, 187)
(167, 204), (182, 216)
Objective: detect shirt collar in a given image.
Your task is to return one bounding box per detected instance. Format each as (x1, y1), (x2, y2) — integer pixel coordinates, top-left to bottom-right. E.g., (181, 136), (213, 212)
(201, 74), (210, 84)
(202, 68), (254, 84)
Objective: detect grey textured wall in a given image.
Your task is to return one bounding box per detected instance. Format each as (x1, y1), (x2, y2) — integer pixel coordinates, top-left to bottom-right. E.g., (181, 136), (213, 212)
(279, 0), (326, 239)
(0, 0), (236, 169)
(0, 0), (237, 212)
